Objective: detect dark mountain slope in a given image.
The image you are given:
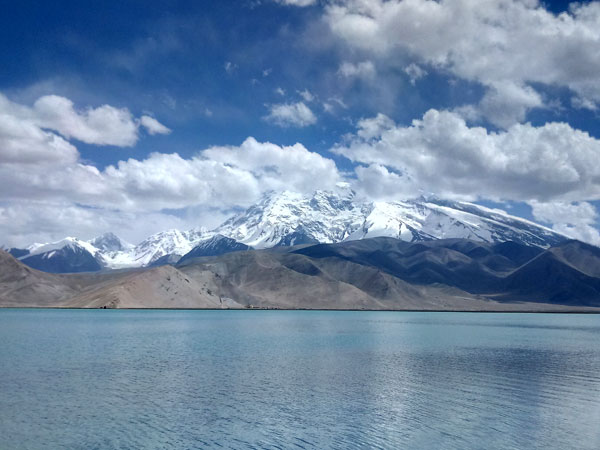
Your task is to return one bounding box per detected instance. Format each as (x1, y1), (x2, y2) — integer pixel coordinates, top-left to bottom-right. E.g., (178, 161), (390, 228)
(20, 246), (102, 273)
(295, 238), (600, 306)
(178, 235), (251, 264)
(500, 249), (600, 305)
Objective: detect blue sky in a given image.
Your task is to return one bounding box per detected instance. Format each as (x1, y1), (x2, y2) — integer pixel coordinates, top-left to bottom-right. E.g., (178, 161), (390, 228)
(1, 0), (600, 246)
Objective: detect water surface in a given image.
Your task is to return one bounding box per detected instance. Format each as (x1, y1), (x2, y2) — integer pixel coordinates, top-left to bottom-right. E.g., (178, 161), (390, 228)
(1, 310), (599, 449)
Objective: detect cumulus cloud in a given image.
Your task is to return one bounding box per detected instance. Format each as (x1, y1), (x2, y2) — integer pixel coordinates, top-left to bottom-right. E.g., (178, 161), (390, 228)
(457, 82), (544, 129)
(338, 61), (376, 79)
(202, 137), (341, 194)
(1, 136), (340, 213)
(530, 201), (600, 246)
(0, 137), (341, 245)
(0, 100), (78, 165)
(264, 102), (317, 127)
(32, 95), (140, 146)
(354, 113), (395, 140)
(353, 164), (419, 200)
(0, 93), (341, 245)
(325, 0), (600, 127)
(139, 115), (171, 135)
(335, 109), (600, 203)
(0, 93), (168, 149)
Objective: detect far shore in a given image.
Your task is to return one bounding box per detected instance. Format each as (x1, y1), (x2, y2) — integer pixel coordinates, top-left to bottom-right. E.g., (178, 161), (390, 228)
(2, 306), (599, 314)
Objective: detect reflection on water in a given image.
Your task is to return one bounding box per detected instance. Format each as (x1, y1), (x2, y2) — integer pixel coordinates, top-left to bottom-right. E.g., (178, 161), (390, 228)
(0, 310), (599, 449)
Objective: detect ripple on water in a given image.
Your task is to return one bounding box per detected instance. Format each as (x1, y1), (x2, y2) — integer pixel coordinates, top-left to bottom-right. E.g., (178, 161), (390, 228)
(0, 310), (599, 449)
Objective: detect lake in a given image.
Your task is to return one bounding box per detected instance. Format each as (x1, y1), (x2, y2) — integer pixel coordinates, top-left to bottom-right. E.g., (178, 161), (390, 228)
(0, 310), (599, 449)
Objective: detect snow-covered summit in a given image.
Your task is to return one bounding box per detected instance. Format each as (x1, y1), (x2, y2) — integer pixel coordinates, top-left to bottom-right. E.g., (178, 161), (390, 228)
(100, 228), (213, 269)
(26, 237), (99, 258)
(88, 232), (132, 253)
(215, 189), (363, 248)
(18, 237), (103, 273)
(213, 190), (565, 249)
(10, 190), (568, 273)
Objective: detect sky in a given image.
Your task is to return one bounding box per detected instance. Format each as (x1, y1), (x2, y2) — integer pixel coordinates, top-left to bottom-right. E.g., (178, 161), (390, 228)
(1, 0), (600, 247)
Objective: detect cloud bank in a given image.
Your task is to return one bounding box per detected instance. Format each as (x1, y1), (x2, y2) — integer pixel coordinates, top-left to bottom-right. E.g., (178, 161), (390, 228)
(335, 109), (600, 204)
(0, 94), (339, 245)
(324, 0), (600, 127)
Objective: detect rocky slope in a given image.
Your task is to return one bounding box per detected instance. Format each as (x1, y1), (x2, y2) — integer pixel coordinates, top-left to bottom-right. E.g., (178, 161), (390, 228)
(2, 238), (599, 311)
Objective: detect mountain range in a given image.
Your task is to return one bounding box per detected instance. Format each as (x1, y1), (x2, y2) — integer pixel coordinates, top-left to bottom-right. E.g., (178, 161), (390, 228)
(2, 237), (600, 311)
(4, 189), (568, 274)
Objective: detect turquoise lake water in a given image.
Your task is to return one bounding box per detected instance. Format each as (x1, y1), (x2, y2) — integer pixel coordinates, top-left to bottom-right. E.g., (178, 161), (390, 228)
(0, 310), (599, 449)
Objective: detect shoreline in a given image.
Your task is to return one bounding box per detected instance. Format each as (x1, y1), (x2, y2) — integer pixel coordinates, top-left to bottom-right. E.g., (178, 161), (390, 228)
(1, 306), (599, 314)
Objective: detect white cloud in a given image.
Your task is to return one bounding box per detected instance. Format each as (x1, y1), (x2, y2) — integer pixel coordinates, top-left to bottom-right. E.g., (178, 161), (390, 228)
(335, 109), (600, 203)
(101, 152), (262, 210)
(530, 201), (600, 246)
(32, 95), (140, 146)
(323, 96), (348, 114)
(457, 82), (544, 129)
(264, 102), (317, 127)
(354, 164), (419, 200)
(0, 201), (226, 248)
(0, 93), (164, 150)
(275, 0), (317, 6)
(0, 93), (341, 245)
(0, 99), (78, 165)
(298, 89), (315, 102)
(275, 87), (286, 96)
(571, 96), (598, 111)
(139, 115), (171, 135)
(202, 137), (341, 194)
(404, 63), (427, 85)
(338, 61), (376, 79)
(0, 93), (340, 243)
(354, 113), (395, 140)
(325, 0), (600, 126)
(102, 137), (340, 208)
(0, 140), (339, 245)
(224, 61), (237, 74)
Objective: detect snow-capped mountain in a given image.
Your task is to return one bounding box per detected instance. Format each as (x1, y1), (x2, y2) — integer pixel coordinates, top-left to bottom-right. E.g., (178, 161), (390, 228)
(89, 232), (131, 253)
(9, 189), (569, 273)
(18, 237), (103, 273)
(25, 237), (99, 257)
(10, 230), (212, 271)
(214, 190), (566, 249)
(99, 228), (211, 269)
(215, 190), (364, 248)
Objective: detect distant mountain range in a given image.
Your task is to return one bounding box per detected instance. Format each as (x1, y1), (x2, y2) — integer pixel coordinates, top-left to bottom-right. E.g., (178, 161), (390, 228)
(2, 237), (599, 311)
(5, 189), (568, 274)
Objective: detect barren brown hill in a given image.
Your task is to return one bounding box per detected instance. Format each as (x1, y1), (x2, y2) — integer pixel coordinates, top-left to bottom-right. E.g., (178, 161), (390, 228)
(2, 238), (600, 311)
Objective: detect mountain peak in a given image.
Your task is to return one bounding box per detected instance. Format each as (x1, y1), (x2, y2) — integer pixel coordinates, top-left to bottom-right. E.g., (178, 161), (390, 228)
(12, 190), (573, 273)
(89, 232), (129, 252)
(213, 190), (568, 250)
(216, 189), (365, 248)
(28, 237), (97, 257)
